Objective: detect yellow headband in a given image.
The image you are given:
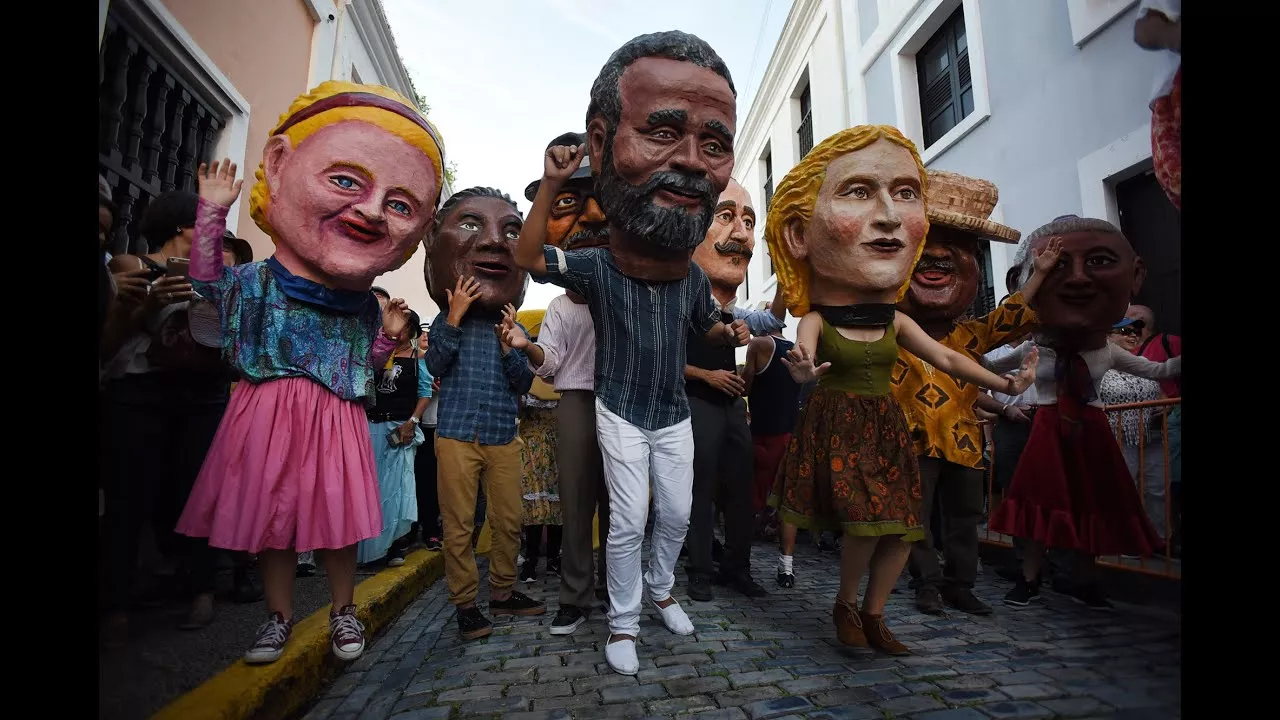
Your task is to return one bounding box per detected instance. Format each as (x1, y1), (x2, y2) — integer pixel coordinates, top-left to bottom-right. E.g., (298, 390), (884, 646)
(249, 81), (446, 259)
(764, 125), (929, 316)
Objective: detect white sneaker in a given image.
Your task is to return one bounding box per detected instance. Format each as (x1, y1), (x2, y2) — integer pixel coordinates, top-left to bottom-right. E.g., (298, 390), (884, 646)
(605, 637), (639, 675)
(651, 597), (695, 635)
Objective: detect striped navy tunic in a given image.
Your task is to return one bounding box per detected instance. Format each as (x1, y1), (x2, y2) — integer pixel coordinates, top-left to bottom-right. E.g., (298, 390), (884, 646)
(538, 245), (719, 431)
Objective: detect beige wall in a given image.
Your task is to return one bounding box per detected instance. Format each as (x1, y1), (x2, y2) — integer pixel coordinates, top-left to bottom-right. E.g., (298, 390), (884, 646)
(159, 0), (316, 263)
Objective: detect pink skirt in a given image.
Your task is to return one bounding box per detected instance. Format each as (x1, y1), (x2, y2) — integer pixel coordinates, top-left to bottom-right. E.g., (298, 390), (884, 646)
(176, 376), (382, 553)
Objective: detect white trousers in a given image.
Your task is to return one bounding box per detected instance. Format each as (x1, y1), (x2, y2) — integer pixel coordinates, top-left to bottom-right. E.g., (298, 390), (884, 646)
(595, 399), (694, 636)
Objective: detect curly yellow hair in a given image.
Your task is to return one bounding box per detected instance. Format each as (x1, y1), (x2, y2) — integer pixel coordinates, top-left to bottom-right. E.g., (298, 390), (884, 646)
(249, 81), (445, 262)
(763, 125), (929, 316)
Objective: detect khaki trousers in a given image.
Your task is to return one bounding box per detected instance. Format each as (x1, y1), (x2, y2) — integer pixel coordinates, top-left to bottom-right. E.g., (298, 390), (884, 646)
(436, 435), (523, 606)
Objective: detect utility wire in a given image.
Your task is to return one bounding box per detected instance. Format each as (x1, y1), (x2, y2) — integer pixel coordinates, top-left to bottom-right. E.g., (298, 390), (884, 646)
(743, 0), (776, 112)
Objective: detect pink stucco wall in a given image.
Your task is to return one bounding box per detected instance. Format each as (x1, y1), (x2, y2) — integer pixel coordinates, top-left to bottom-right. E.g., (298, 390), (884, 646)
(159, 0), (324, 262)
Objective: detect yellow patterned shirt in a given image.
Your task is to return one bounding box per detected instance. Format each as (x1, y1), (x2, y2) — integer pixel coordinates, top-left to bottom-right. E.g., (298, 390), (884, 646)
(891, 291), (1037, 469)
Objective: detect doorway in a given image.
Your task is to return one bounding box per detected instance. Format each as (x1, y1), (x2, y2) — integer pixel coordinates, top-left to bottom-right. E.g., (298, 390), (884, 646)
(1115, 169), (1181, 334)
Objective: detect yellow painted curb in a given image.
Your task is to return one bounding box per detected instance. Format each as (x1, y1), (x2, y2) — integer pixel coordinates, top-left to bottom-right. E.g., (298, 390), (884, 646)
(152, 549), (445, 720)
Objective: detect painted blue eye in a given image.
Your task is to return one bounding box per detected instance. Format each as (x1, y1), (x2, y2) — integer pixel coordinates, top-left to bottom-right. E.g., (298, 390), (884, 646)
(388, 200), (411, 216)
(331, 176), (357, 190)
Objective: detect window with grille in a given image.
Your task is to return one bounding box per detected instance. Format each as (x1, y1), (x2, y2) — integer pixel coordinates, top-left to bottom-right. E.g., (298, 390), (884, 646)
(762, 149), (774, 277)
(917, 6), (972, 148)
(797, 83), (813, 159)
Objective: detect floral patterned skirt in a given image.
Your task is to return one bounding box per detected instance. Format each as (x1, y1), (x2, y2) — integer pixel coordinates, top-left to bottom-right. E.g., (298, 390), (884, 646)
(519, 406), (562, 526)
(769, 386), (923, 541)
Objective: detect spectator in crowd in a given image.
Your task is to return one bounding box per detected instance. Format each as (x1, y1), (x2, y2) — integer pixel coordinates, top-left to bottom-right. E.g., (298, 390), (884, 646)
(101, 190), (232, 640)
(358, 311), (426, 567)
(1134, 0), (1181, 210)
(414, 325), (443, 552)
(1124, 304), (1181, 553)
(1103, 317), (1171, 542)
(512, 309), (564, 583)
(741, 288), (800, 583)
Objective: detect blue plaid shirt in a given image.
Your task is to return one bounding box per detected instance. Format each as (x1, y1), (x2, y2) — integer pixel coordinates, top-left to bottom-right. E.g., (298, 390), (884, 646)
(425, 313), (534, 445)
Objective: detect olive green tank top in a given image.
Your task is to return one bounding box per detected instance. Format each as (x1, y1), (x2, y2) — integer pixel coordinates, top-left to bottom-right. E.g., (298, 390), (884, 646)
(816, 317), (899, 396)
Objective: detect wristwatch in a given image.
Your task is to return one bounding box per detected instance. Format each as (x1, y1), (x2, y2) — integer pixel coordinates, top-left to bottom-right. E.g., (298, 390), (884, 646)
(408, 417), (420, 425)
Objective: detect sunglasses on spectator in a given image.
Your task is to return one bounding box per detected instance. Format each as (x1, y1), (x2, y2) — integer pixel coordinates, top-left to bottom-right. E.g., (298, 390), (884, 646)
(1111, 327), (1140, 337)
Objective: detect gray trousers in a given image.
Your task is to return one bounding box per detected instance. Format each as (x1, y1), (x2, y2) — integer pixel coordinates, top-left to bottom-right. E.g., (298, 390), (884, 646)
(687, 396), (755, 580)
(1122, 443), (1169, 540)
(556, 390), (610, 610)
(909, 457), (985, 590)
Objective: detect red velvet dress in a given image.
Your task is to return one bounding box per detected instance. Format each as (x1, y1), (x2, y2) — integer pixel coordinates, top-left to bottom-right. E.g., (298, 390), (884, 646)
(988, 342), (1178, 557)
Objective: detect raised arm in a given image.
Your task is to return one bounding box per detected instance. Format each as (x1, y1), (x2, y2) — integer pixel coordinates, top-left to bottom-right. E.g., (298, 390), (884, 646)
(192, 159), (244, 282)
(1110, 342), (1182, 380)
(1011, 236), (1062, 307)
(515, 143), (586, 276)
(895, 312), (1034, 395)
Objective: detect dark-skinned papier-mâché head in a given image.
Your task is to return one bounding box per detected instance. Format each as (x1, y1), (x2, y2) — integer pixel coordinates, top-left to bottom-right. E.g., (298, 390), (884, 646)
(897, 170), (1021, 329)
(424, 187), (529, 316)
(526, 132), (610, 252)
(1017, 215), (1145, 352)
(585, 31), (737, 282)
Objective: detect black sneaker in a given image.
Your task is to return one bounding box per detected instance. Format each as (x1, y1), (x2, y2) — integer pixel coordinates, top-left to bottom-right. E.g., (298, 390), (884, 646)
(546, 557), (562, 576)
(1003, 578), (1041, 608)
(490, 591), (547, 617)
(817, 536), (836, 553)
(716, 573), (768, 598)
(549, 605), (587, 636)
(457, 606), (493, 641)
(1070, 584), (1114, 611)
(776, 571), (795, 589)
(688, 575), (713, 601)
(519, 560), (537, 583)
(425, 536), (442, 552)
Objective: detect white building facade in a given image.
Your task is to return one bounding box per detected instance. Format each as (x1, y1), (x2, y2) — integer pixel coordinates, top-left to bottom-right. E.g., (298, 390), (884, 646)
(734, 0), (1181, 340)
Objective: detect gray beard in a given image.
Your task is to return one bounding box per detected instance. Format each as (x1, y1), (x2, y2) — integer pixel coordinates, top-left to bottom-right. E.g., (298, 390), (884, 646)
(595, 141), (715, 251)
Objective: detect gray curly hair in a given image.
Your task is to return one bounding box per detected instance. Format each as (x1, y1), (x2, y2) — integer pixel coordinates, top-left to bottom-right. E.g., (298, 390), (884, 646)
(1013, 215), (1129, 286)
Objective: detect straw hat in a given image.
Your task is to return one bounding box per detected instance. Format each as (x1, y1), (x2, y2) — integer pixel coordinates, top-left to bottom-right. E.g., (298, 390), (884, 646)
(926, 170), (1020, 244)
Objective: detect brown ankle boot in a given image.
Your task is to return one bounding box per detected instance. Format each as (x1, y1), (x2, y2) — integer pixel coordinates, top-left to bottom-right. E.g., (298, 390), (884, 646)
(832, 598), (868, 647)
(859, 611), (910, 656)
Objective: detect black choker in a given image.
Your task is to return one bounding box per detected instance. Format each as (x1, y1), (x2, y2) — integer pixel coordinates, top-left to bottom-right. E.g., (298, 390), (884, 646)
(812, 303), (897, 328)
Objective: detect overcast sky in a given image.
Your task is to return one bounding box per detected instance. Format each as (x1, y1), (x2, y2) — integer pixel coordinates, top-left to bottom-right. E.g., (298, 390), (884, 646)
(381, 0), (790, 311)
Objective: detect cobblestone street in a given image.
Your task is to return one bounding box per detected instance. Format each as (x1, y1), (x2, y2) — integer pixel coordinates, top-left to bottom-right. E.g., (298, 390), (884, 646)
(301, 543), (1180, 720)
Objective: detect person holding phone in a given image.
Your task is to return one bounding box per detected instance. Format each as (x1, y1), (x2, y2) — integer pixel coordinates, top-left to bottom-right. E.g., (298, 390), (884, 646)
(101, 190), (233, 642)
(357, 310), (426, 567)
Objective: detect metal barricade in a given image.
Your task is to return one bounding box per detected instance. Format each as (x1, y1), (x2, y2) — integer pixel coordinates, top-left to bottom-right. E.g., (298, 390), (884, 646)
(979, 398), (1181, 580)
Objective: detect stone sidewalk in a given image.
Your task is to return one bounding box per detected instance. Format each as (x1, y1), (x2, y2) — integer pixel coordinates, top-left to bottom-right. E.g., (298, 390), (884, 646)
(300, 543), (1181, 720)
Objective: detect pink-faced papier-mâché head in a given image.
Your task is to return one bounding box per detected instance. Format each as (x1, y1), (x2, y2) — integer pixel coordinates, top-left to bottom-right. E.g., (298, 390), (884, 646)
(250, 81), (446, 291)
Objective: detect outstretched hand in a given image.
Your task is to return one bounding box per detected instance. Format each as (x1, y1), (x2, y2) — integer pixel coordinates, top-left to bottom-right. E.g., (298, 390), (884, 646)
(198, 158), (244, 208)
(494, 303), (522, 354)
(1032, 236), (1063, 276)
(543, 144), (586, 187)
(779, 341), (831, 384)
(1007, 346), (1039, 395)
